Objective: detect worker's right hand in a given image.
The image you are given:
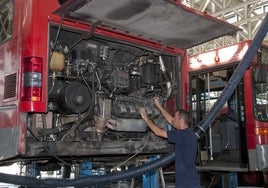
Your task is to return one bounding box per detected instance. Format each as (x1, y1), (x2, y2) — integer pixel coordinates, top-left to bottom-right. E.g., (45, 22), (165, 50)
(152, 97), (161, 107)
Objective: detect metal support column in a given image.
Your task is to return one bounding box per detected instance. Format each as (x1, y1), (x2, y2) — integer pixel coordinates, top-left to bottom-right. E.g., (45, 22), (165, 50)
(25, 163), (40, 178)
(142, 155), (160, 188)
(78, 161), (107, 188)
(79, 160), (93, 178)
(221, 173), (238, 188)
(25, 163), (41, 188)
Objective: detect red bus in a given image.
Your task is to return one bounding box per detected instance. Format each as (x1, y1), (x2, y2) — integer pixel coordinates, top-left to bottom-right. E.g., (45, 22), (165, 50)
(187, 40), (268, 186)
(0, 0), (238, 182)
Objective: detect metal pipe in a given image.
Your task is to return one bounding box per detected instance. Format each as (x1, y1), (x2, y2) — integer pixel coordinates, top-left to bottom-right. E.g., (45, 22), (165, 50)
(207, 73), (213, 160)
(159, 56), (172, 99)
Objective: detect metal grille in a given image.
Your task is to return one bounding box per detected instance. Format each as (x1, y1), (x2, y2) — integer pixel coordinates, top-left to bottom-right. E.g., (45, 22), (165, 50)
(0, 0), (14, 43)
(4, 72), (17, 99)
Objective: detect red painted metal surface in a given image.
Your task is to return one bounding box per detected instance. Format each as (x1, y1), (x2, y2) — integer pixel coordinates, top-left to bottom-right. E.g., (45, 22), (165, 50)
(18, 0), (60, 112)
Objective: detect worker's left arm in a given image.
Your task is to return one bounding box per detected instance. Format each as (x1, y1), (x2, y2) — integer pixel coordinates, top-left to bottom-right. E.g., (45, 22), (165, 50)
(139, 108), (167, 138)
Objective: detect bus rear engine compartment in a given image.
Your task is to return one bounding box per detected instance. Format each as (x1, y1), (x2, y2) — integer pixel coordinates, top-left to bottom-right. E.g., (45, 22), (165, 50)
(26, 25), (180, 159)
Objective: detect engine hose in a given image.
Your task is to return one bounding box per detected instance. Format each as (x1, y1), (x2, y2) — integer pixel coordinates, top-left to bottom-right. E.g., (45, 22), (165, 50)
(0, 150), (175, 187)
(193, 13), (268, 139)
(159, 56), (172, 99)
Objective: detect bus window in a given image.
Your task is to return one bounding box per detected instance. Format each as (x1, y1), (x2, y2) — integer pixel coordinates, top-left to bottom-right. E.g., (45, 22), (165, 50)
(253, 47), (268, 121)
(0, 0), (14, 43)
(253, 66), (268, 121)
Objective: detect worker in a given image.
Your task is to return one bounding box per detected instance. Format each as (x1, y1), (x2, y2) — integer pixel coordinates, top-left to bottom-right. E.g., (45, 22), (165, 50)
(139, 97), (200, 188)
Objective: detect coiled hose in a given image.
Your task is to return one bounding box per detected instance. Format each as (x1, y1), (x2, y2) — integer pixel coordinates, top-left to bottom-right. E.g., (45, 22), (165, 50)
(0, 151), (175, 187)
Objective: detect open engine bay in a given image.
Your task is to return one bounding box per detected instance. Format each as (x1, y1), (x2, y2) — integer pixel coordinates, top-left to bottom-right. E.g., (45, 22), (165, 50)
(26, 24), (182, 163)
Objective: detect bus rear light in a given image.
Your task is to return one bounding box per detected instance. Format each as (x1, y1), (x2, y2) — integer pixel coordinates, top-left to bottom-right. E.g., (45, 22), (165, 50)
(21, 57), (43, 102)
(255, 128), (268, 135)
(22, 87), (42, 101)
(23, 57), (42, 72)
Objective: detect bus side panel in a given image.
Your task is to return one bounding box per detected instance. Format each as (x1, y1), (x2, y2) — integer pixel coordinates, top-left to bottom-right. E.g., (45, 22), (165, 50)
(0, 106), (21, 160)
(0, 0), (60, 160)
(19, 0), (60, 112)
(244, 70), (255, 149)
(0, 0), (25, 160)
(242, 55), (268, 171)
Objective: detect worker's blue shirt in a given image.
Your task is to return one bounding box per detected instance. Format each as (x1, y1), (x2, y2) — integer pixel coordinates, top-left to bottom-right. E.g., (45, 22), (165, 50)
(167, 128), (200, 188)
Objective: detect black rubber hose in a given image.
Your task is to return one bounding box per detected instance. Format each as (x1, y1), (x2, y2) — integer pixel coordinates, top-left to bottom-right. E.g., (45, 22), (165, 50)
(0, 150), (175, 187)
(194, 13), (268, 138)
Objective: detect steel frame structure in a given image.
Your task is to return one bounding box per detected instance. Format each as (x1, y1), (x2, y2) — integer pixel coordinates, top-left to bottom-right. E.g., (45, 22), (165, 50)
(183, 0), (268, 54)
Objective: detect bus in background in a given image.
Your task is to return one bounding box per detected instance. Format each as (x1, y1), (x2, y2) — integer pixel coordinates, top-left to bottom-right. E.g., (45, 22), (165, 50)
(187, 40), (268, 186)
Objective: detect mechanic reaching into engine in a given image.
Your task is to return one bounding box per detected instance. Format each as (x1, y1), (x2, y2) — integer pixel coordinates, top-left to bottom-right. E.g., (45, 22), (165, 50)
(139, 97), (200, 188)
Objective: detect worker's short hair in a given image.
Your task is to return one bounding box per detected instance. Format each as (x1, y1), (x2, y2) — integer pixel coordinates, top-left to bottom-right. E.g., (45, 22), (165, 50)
(177, 109), (190, 125)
